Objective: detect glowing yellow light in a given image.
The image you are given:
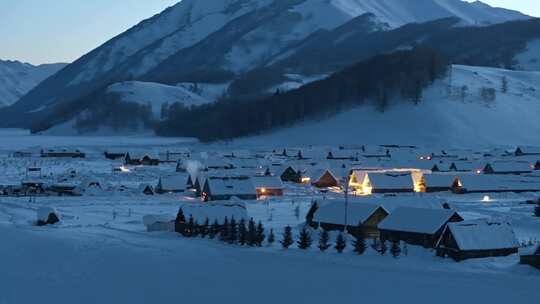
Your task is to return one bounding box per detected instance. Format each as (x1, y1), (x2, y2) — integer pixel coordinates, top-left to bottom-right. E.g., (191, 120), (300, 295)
(301, 177), (311, 184)
(261, 188), (267, 194)
(476, 169), (482, 174)
(482, 195), (491, 202)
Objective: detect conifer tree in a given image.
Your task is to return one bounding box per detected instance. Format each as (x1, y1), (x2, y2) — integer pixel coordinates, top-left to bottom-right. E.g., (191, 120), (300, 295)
(175, 208), (186, 234)
(238, 218), (247, 245)
(280, 226), (294, 249)
(353, 225), (367, 255)
(297, 227), (312, 250)
(185, 215), (195, 237)
(220, 217), (230, 242)
(335, 233), (347, 253)
(255, 221), (265, 247)
(209, 219), (219, 239)
(200, 218), (209, 238)
(267, 228), (275, 246)
(247, 218), (257, 246)
(192, 220), (200, 237)
(229, 217), (238, 244)
(391, 240), (401, 258)
(318, 230), (331, 252)
(535, 205), (540, 217)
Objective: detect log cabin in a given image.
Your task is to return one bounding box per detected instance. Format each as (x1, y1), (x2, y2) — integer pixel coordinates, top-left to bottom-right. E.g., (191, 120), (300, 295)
(436, 221), (519, 261)
(378, 207), (463, 247)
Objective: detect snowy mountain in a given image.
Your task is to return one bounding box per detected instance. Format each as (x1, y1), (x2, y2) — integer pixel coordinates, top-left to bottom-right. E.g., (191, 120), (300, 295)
(235, 65), (540, 147)
(0, 60), (66, 107)
(0, 0), (529, 130)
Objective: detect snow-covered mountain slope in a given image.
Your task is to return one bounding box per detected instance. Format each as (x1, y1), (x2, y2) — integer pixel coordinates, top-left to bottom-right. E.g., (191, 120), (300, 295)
(0, 60), (66, 107)
(235, 65), (540, 147)
(107, 81), (210, 116)
(514, 39), (540, 71)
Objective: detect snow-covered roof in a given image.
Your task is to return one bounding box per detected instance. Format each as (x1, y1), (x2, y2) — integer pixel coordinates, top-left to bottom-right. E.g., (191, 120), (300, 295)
(349, 195), (445, 212)
(485, 162), (533, 173)
(423, 174), (458, 188)
(142, 214), (175, 226)
(378, 207), (461, 234)
(442, 220), (519, 251)
(251, 176), (283, 189)
(204, 177), (256, 196)
(314, 200), (387, 226)
(366, 173), (414, 189)
(180, 201), (248, 225)
(158, 174), (187, 191)
(458, 174), (540, 192)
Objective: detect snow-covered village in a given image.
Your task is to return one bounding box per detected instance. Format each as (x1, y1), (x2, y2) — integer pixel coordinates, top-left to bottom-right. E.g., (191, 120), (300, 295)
(1, 0), (540, 303)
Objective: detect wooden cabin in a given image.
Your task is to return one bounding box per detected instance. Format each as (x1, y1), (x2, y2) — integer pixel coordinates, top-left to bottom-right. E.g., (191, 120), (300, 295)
(423, 174), (458, 193)
(125, 152), (159, 166)
(280, 166), (303, 183)
(155, 174), (187, 194)
(311, 200), (389, 238)
(251, 176), (284, 197)
(483, 162), (532, 175)
(514, 147), (540, 157)
(310, 168), (340, 188)
(520, 245), (540, 269)
(104, 150), (127, 160)
(436, 221), (519, 261)
(378, 207), (463, 247)
(41, 148), (85, 158)
(202, 177), (257, 201)
(363, 172), (415, 194)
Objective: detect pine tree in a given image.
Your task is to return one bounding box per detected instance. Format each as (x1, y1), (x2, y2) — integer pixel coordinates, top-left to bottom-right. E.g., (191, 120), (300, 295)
(175, 208), (186, 234)
(247, 218), (257, 246)
(297, 227), (313, 250)
(267, 228), (275, 246)
(380, 240), (388, 256)
(280, 226), (294, 249)
(353, 226), (367, 255)
(502, 76), (508, 93)
(229, 217), (238, 244)
(318, 230), (331, 252)
(220, 217), (230, 242)
(535, 205), (540, 217)
(185, 215), (195, 237)
(335, 233), (347, 253)
(255, 221), (265, 247)
(209, 219), (219, 239)
(192, 220), (200, 238)
(200, 218), (209, 238)
(238, 218), (247, 245)
(391, 240), (401, 258)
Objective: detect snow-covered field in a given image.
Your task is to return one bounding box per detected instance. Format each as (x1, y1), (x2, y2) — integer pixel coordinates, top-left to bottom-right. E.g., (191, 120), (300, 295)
(0, 129), (539, 303)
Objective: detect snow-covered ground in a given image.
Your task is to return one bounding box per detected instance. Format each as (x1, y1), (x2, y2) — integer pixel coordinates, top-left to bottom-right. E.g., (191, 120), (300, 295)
(236, 65), (540, 147)
(0, 129), (539, 303)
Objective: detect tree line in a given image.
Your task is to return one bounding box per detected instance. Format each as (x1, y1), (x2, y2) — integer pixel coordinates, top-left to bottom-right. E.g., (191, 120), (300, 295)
(156, 47), (449, 141)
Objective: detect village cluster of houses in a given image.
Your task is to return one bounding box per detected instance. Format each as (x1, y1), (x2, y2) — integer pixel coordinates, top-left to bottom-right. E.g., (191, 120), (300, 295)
(5, 145), (540, 267)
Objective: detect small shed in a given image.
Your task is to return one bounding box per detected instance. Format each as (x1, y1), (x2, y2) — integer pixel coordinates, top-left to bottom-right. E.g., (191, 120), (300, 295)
(143, 215), (175, 232)
(436, 221), (519, 261)
(179, 201), (249, 225)
(312, 200), (389, 238)
(378, 207), (463, 247)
